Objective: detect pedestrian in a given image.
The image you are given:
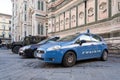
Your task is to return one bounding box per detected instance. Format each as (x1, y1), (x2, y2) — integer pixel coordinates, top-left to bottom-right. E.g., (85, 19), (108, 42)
(0, 39), (2, 48)
(0, 39), (2, 44)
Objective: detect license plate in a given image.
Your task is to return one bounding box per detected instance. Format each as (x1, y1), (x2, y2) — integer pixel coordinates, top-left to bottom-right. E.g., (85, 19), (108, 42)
(37, 53), (42, 57)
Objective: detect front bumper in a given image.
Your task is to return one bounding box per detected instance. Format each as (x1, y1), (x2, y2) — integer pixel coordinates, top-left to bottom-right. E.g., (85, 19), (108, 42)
(19, 51), (25, 56)
(19, 49), (35, 57)
(36, 50), (64, 63)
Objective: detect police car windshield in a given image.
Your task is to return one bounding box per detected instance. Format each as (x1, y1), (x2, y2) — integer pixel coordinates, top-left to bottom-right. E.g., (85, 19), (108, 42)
(58, 34), (80, 42)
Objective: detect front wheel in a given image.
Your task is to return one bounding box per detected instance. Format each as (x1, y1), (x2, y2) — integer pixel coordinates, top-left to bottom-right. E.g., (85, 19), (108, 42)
(101, 50), (108, 61)
(62, 51), (76, 67)
(12, 46), (21, 54)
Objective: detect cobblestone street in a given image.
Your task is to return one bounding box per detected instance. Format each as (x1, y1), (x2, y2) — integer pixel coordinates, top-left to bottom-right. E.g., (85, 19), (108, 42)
(0, 50), (120, 80)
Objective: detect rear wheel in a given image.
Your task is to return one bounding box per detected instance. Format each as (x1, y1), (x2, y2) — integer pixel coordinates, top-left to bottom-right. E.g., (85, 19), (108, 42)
(101, 50), (108, 61)
(62, 51), (76, 67)
(12, 46), (21, 54)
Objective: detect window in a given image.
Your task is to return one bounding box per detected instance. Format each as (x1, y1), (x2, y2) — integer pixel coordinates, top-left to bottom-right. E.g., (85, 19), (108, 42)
(41, 1), (44, 11)
(9, 21), (11, 24)
(24, 14), (27, 21)
(38, 1), (44, 11)
(24, 37), (30, 45)
(38, 23), (40, 34)
(24, 31), (26, 36)
(25, 4), (27, 11)
(9, 27), (11, 30)
(3, 34), (5, 38)
(38, 23), (44, 35)
(30, 37), (37, 43)
(58, 34), (80, 42)
(91, 34), (102, 42)
(2, 25), (5, 30)
(41, 24), (44, 35)
(80, 34), (91, 41)
(38, 0), (41, 10)
(9, 34), (11, 38)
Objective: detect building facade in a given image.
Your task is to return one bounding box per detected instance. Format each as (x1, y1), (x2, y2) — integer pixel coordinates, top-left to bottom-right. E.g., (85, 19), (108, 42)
(48, 0), (120, 44)
(11, 0), (47, 41)
(0, 13), (11, 44)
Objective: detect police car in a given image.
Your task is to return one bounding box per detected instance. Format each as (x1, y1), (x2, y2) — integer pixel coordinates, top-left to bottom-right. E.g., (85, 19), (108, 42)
(35, 32), (108, 67)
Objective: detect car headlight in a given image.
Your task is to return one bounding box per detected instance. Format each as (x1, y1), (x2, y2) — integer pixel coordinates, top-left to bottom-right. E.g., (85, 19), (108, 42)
(47, 45), (61, 51)
(19, 48), (23, 52)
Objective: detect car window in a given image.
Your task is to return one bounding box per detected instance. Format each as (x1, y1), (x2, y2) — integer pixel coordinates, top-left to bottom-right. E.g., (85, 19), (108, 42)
(40, 37), (47, 41)
(24, 37), (30, 45)
(31, 37), (37, 42)
(58, 34), (80, 42)
(91, 34), (102, 42)
(79, 34), (91, 41)
(24, 37), (29, 41)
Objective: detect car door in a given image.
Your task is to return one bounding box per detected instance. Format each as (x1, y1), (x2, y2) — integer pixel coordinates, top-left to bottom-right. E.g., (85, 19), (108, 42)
(90, 34), (103, 58)
(76, 34), (94, 60)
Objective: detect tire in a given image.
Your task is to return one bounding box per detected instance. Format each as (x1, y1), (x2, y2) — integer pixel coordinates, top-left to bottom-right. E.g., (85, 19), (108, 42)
(101, 50), (108, 61)
(12, 47), (16, 53)
(12, 46), (21, 54)
(62, 51), (76, 67)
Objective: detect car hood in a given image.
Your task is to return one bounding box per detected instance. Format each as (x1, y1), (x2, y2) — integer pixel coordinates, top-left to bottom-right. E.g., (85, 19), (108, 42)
(37, 41), (73, 50)
(30, 44), (41, 49)
(30, 41), (54, 49)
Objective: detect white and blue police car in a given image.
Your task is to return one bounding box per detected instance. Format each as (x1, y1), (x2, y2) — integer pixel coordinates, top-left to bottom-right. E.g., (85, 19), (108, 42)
(35, 32), (108, 67)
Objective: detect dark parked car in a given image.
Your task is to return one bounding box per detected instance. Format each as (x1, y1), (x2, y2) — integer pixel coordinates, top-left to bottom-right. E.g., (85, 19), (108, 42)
(18, 36), (60, 58)
(11, 35), (47, 54)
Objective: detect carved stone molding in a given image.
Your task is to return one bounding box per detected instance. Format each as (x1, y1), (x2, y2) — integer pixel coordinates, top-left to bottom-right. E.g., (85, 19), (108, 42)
(88, 7), (94, 17)
(79, 12), (84, 19)
(99, 2), (107, 13)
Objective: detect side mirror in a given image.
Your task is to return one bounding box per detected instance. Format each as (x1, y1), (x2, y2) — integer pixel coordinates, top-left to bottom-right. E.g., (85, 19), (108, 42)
(75, 40), (81, 44)
(80, 40), (86, 45)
